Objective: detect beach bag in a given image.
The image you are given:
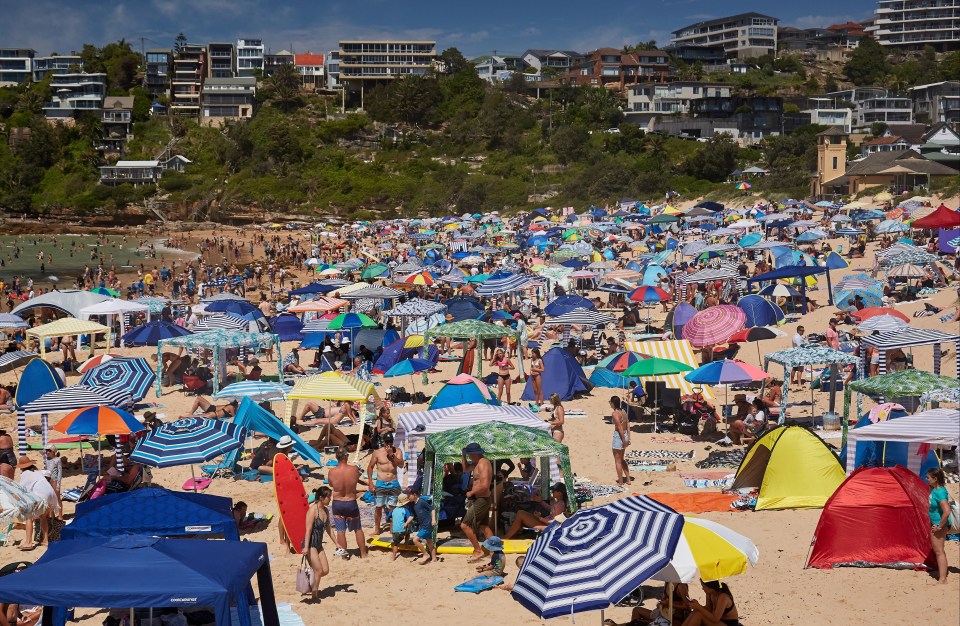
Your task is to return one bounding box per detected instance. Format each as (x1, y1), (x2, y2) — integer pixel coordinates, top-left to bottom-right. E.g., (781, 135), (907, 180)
(948, 499), (960, 532)
(295, 555), (314, 594)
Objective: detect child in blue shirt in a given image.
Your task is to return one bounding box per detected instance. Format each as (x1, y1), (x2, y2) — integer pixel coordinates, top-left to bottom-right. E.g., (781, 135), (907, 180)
(405, 487), (437, 565)
(390, 503), (412, 561)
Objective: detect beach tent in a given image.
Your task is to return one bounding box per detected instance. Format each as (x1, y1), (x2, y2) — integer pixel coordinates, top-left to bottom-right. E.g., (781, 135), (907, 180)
(270, 313), (304, 341)
(354, 328), (399, 352)
(910, 204), (960, 229)
(520, 347), (591, 401)
(624, 339), (713, 399)
(78, 299), (151, 346)
(443, 295), (485, 322)
(588, 367), (640, 389)
(395, 403), (548, 480)
(428, 373), (501, 409)
(61, 488), (240, 541)
(423, 421), (576, 537)
(731, 426), (844, 510)
(840, 406), (939, 476)
(806, 466), (933, 570)
(14, 358), (63, 407)
(844, 408), (959, 474)
(26, 318), (111, 358)
(12, 289), (111, 319)
(372, 335), (439, 374)
(157, 330), (283, 395)
(226, 398), (322, 468)
(0, 535), (279, 626)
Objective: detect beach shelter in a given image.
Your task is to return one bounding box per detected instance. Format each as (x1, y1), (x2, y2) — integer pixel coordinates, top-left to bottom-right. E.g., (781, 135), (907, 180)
(730, 426), (844, 510)
(520, 347), (590, 401)
(843, 408), (959, 474)
(588, 367), (641, 389)
(442, 295), (485, 322)
(423, 421), (576, 536)
(544, 294), (596, 316)
(806, 466), (933, 570)
(156, 330), (283, 395)
(840, 406), (939, 476)
(270, 313), (304, 341)
(624, 339), (713, 399)
(62, 488), (240, 541)
(11, 289), (111, 319)
(79, 299), (151, 346)
(14, 358), (63, 407)
(428, 373), (501, 409)
(372, 335), (439, 374)
(225, 398), (322, 468)
(26, 318), (111, 358)
(910, 204), (960, 229)
(0, 535), (279, 626)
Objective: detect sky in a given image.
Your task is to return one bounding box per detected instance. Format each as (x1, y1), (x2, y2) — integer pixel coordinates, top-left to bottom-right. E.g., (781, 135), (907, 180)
(2, 0), (879, 58)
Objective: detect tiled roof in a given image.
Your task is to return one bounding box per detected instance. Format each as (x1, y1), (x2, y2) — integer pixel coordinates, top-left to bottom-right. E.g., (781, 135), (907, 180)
(295, 53), (324, 66)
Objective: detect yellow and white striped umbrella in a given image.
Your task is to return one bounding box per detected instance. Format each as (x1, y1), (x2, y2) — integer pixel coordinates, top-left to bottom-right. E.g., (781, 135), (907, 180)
(651, 516), (759, 583)
(287, 371), (379, 402)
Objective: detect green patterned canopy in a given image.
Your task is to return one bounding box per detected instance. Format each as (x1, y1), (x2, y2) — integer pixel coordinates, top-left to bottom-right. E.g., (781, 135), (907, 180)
(424, 319), (517, 340)
(848, 370), (960, 398)
(156, 330), (282, 396)
(424, 421), (578, 529)
(764, 344), (860, 369)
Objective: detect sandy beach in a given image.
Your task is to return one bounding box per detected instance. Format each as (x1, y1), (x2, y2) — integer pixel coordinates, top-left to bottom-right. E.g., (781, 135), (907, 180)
(0, 203), (958, 626)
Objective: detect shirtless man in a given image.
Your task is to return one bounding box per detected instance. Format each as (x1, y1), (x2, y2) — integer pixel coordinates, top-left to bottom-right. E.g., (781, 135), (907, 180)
(328, 447), (366, 559)
(0, 429), (14, 479)
(460, 442), (494, 562)
(366, 433), (403, 534)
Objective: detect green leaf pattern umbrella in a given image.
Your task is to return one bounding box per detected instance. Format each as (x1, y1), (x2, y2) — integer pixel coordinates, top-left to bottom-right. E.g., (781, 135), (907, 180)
(848, 370), (959, 398)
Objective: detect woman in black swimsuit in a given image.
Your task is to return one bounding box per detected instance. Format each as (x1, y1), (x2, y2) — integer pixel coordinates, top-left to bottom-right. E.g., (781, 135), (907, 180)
(682, 579), (739, 626)
(303, 486), (334, 603)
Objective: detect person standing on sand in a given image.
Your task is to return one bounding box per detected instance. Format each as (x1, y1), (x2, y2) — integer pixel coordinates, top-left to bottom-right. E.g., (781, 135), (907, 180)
(461, 442), (493, 562)
(927, 468), (951, 584)
(328, 447), (366, 559)
(366, 433), (403, 535)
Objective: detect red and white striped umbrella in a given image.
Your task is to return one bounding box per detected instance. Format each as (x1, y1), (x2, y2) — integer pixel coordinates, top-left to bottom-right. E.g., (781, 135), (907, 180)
(682, 305), (746, 348)
(77, 353), (121, 373)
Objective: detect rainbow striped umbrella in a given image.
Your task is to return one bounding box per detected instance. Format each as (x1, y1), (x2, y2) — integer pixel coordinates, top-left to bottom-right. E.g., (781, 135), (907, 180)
(628, 285), (670, 303)
(401, 270), (436, 286)
(597, 351), (650, 373)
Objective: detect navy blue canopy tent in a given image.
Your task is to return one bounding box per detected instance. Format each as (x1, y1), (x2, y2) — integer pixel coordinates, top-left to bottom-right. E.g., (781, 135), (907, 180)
(0, 535), (278, 626)
(521, 347), (592, 401)
(289, 282), (340, 296)
(61, 488), (240, 541)
(746, 265), (831, 313)
(543, 294), (596, 316)
(443, 295), (485, 322)
(270, 313), (304, 341)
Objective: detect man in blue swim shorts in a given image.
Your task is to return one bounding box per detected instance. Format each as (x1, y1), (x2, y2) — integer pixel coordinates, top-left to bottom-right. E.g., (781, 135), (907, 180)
(367, 433), (404, 534)
(328, 447), (366, 559)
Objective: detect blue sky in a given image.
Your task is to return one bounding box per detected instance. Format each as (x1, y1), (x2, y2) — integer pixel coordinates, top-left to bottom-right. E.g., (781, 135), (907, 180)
(3, 0), (878, 58)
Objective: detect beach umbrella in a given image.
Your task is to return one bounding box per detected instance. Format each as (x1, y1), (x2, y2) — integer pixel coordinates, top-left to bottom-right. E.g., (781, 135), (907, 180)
(361, 263), (390, 280)
(0, 477), (48, 527)
(736, 295), (785, 328)
(920, 387), (960, 405)
(758, 283), (801, 298)
(547, 309), (616, 327)
(79, 356), (156, 403)
(400, 270), (436, 286)
(737, 233), (762, 248)
(0, 351), (37, 373)
(193, 313), (249, 331)
(544, 295), (595, 316)
(850, 307), (909, 322)
(511, 495), (683, 620)
(287, 372), (379, 403)
(834, 289), (884, 309)
(682, 306), (746, 348)
(885, 264), (926, 279)
(204, 299), (263, 318)
(628, 285), (670, 304)
(856, 314), (909, 333)
(830, 215), (852, 223)
(326, 312), (378, 330)
(652, 516), (760, 583)
(0, 313), (28, 330)
(598, 351), (650, 373)
(835, 274), (882, 291)
(728, 326), (784, 364)
(795, 229), (828, 243)
(735, 182), (751, 190)
(383, 357), (434, 394)
(121, 320), (192, 346)
(685, 359), (770, 386)
(53, 406), (143, 437)
(623, 358), (695, 432)
(849, 370), (959, 399)
(875, 219), (909, 234)
(213, 381), (289, 402)
(130, 416), (246, 468)
(77, 353), (121, 374)
(835, 227), (865, 237)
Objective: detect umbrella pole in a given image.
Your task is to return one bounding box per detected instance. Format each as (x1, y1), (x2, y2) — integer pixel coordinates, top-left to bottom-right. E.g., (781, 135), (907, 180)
(191, 464), (198, 493)
(668, 582), (674, 623)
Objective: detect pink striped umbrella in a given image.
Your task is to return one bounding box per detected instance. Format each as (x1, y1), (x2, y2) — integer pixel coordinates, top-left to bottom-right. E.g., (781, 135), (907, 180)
(681, 305), (746, 348)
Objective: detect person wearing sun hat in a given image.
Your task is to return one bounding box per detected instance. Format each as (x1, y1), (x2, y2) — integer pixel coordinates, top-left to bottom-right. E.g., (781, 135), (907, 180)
(17, 456), (58, 550)
(460, 442), (493, 563)
(476, 535), (506, 576)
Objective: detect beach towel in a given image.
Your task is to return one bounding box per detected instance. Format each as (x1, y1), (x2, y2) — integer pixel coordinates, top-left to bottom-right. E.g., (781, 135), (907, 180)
(695, 449), (746, 469)
(182, 477), (212, 491)
(563, 409), (588, 418)
(574, 479), (624, 502)
(455, 575), (504, 593)
(683, 478), (734, 489)
(627, 450), (695, 460)
(647, 492), (739, 513)
(62, 488), (83, 503)
(649, 435), (695, 444)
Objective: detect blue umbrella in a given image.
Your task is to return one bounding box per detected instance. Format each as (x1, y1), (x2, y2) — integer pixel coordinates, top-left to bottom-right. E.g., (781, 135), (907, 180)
(511, 496), (683, 620)
(122, 320), (192, 346)
(204, 299), (264, 319)
(130, 417), (246, 468)
(79, 357), (156, 403)
(544, 295), (595, 316)
(0, 313), (28, 329)
(738, 233), (762, 247)
(795, 229), (828, 243)
(737, 295), (785, 328)
(213, 381), (289, 402)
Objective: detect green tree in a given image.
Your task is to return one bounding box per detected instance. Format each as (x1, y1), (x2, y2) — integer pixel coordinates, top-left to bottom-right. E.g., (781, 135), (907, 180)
(683, 134), (739, 181)
(439, 66), (486, 120)
(174, 33), (187, 54)
(844, 37), (889, 86)
(262, 64), (303, 112)
(870, 121), (888, 137)
(942, 52), (960, 81)
(438, 48), (468, 76)
(550, 125), (590, 164)
(366, 75), (440, 125)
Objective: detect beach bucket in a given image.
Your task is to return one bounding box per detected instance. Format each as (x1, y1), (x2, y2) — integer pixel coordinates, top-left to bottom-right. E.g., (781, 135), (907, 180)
(822, 412), (840, 431)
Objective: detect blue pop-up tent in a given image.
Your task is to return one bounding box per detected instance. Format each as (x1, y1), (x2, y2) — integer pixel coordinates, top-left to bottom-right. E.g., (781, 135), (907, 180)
(270, 313), (304, 341)
(61, 488), (240, 541)
(0, 535), (278, 626)
(747, 265), (830, 313)
(443, 295), (485, 322)
(227, 398), (323, 467)
(521, 347), (592, 401)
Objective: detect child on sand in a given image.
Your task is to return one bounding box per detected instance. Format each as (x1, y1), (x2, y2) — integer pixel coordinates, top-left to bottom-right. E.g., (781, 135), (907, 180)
(476, 535), (506, 576)
(390, 499), (412, 561)
(405, 487), (438, 565)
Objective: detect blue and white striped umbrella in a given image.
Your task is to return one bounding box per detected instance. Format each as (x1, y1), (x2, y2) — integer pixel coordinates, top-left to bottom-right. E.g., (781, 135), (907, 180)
(20, 385), (133, 414)
(0, 350), (37, 373)
(835, 227), (864, 237)
(475, 273), (531, 296)
(79, 356), (156, 403)
(193, 313), (249, 331)
(213, 380), (289, 402)
(130, 417), (246, 468)
(511, 496), (683, 620)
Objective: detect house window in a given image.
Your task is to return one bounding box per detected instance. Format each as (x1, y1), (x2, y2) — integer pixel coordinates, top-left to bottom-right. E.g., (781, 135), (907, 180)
(832, 157), (838, 169)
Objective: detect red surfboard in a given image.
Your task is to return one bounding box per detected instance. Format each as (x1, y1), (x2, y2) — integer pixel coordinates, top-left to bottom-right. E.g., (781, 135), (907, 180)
(273, 454), (309, 554)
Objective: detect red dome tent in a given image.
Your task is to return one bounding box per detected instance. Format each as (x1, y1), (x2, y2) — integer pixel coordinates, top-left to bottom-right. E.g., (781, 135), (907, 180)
(806, 466), (933, 570)
(910, 204), (960, 229)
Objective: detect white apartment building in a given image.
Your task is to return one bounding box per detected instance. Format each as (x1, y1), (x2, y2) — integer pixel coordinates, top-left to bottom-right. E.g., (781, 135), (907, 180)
(867, 0), (960, 51)
(803, 98), (854, 132)
(32, 55), (82, 82)
(671, 12), (778, 59)
(821, 88), (914, 131)
(43, 72), (107, 120)
(625, 82), (732, 127)
(201, 76), (255, 126)
(236, 38), (264, 78)
(0, 48), (34, 86)
(909, 80), (960, 126)
(338, 40), (436, 107)
(326, 50), (341, 91)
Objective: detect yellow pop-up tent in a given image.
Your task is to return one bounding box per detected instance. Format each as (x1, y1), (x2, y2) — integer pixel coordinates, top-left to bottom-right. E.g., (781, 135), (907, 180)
(26, 317), (111, 358)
